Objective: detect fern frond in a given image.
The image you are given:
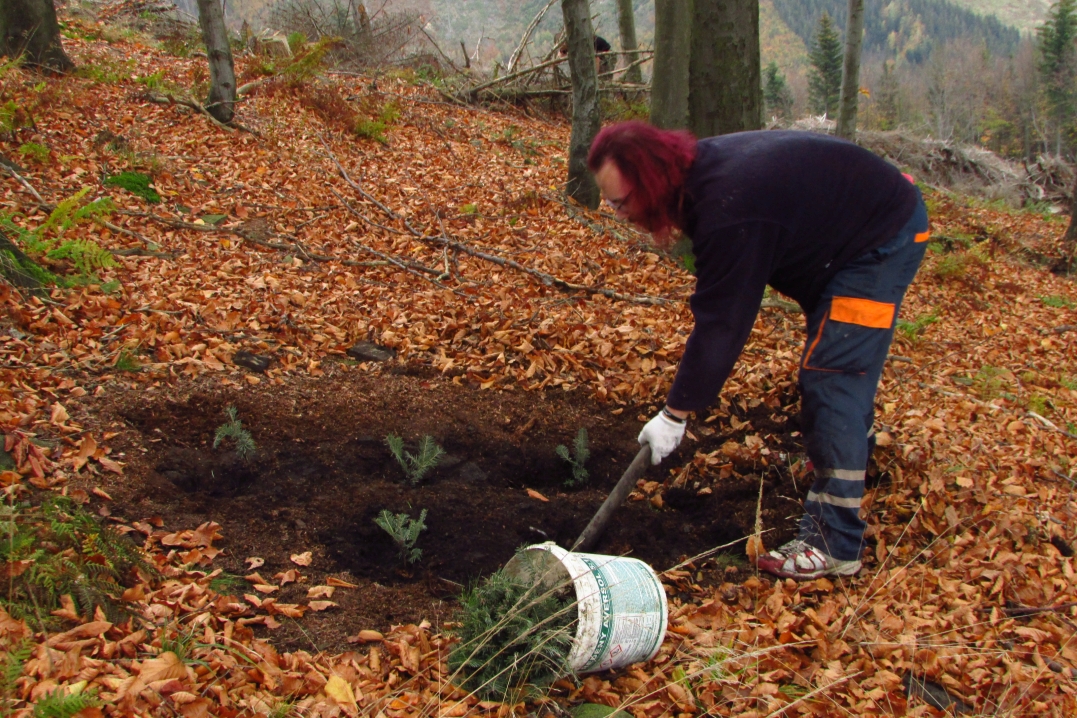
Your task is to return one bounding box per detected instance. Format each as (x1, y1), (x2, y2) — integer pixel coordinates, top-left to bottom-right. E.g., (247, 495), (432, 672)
(37, 187), (91, 237)
(31, 687), (102, 718)
(0, 639), (31, 693)
(47, 239), (117, 274)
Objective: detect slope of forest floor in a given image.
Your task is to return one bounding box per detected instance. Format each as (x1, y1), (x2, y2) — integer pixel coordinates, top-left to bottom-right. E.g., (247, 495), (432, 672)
(1, 8), (1076, 717)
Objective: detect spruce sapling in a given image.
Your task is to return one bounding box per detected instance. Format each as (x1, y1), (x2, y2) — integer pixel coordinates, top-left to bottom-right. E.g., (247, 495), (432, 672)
(214, 405), (256, 461)
(385, 434), (444, 484)
(374, 509), (427, 564)
(555, 427), (590, 487)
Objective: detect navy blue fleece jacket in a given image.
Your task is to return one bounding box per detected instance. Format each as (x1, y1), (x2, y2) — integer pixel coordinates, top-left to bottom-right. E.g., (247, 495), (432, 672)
(666, 130), (918, 413)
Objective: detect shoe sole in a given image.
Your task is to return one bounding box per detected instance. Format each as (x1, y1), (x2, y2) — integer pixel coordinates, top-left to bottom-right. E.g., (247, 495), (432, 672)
(758, 559), (862, 581)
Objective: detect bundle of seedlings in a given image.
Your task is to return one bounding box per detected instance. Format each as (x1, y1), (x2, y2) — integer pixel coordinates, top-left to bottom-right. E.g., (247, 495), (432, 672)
(447, 548), (579, 702)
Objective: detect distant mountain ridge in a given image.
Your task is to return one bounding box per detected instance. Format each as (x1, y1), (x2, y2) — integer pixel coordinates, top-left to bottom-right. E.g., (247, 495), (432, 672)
(772, 0), (1021, 64)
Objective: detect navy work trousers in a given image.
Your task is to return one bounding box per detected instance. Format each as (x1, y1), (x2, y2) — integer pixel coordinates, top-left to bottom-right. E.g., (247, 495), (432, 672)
(796, 193), (929, 561)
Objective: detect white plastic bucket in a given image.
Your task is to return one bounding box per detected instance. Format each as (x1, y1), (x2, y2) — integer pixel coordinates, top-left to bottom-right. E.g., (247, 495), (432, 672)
(505, 542), (668, 674)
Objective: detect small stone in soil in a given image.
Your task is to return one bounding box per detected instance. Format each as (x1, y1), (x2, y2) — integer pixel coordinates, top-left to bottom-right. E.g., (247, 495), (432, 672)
(234, 350), (272, 372)
(347, 341), (397, 362)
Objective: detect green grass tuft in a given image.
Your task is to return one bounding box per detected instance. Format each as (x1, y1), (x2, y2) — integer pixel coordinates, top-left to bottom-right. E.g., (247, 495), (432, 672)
(104, 171), (161, 203)
(896, 312), (939, 343)
(353, 118), (388, 144)
(1040, 294), (1075, 309)
(114, 348), (141, 372)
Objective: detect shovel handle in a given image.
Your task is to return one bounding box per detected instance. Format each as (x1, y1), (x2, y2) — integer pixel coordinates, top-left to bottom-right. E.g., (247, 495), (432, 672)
(574, 444), (652, 553)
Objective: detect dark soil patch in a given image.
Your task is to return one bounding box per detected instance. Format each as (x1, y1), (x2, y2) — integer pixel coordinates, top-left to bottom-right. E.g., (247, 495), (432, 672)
(86, 366), (817, 653)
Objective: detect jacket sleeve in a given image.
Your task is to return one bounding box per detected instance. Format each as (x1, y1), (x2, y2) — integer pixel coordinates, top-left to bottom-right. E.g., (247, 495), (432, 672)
(666, 221), (782, 412)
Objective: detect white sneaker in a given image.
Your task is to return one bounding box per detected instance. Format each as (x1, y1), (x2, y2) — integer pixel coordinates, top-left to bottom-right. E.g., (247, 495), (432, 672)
(757, 539), (862, 580)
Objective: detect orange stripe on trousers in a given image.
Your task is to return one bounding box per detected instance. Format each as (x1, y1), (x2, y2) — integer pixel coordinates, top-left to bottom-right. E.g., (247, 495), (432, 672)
(829, 296), (895, 329)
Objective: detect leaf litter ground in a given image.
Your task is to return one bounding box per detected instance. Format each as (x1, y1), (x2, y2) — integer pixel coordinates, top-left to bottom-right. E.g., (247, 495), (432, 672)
(0, 7), (1076, 716)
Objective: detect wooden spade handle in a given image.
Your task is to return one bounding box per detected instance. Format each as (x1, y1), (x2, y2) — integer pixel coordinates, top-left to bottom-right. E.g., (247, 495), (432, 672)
(574, 444), (652, 553)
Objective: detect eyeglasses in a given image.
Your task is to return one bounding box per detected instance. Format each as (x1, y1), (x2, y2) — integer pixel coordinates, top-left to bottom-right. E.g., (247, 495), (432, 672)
(604, 189), (633, 212)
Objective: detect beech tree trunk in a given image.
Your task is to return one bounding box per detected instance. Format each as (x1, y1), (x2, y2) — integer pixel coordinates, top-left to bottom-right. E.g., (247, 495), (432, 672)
(0, 0), (73, 72)
(649, 0), (692, 130)
(561, 0), (601, 209)
(836, 0), (865, 140)
(689, 0), (762, 137)
(196, 0), (236, 124)
(1064, 171), (1077, 272)
(616, 0), (642, 84)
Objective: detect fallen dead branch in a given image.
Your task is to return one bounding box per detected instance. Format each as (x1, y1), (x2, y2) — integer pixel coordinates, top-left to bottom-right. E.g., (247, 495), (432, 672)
(111, 247), (176, 258)
(1004, 601), (1077, 618)
(144, 91), (234, 132)
(1027, 410), (1077, 439)
(419, 230), (670, 305)
(144, 92), (260, 135)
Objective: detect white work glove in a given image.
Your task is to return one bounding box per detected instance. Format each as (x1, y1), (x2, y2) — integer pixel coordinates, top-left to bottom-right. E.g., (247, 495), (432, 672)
(638, 409), (686, 465)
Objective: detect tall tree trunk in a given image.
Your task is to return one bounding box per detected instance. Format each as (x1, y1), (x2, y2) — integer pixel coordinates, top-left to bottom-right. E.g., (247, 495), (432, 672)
(688, 0), (762, 137)
(0, 0), (73, 72)
(616, 0), (642, 84)
(561, 0), (601, 209)
(1064, 171), (1077, 272)
(836, 0), (865, 140)
(650, 0), (692, 130)
(196, 0), (236, 124)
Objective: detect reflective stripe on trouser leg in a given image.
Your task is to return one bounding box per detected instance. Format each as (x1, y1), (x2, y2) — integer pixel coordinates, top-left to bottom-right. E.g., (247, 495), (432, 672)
(797, 372), (876, 560)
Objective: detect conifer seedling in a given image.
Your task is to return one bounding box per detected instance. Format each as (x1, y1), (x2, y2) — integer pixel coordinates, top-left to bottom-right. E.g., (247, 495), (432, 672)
(556, 427), (590, 487)
(214, 405), (257, 461)
(385, 434), (444, 484)
(374, 509), (427, 564)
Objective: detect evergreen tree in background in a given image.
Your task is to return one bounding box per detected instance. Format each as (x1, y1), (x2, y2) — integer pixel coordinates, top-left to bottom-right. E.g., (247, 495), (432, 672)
(1037, 0), (1077, 156)
(875, 60), (900, 131)
(763, 61), (794, 120)
(808, 12), (843, 117)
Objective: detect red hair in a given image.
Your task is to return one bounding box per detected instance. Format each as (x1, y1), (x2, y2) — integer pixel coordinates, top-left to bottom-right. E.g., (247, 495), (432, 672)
(587, 121), (697, 238)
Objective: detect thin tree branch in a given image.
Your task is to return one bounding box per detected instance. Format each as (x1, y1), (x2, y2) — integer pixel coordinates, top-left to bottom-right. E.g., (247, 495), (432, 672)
(506, 0), (559, 73)
(0, 159), (46, 204)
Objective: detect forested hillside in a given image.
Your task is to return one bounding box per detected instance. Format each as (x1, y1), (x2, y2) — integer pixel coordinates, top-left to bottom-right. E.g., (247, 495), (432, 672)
(952, 0), (1051, 33)
(772, 0), (1020, 64)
